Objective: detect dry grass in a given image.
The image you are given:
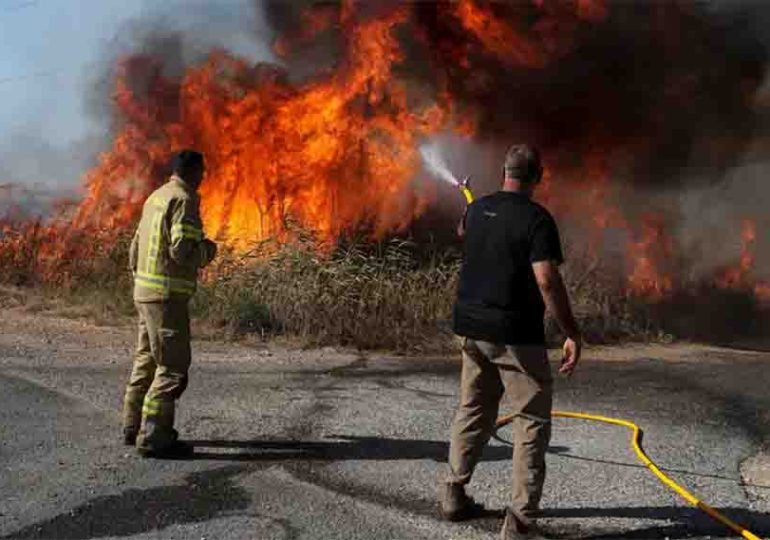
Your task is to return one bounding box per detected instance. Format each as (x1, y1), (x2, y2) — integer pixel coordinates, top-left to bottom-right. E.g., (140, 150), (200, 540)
(0, 222), (135, 323)
(1, 223), (666, 351)
(557, 242), (669, 344)
(193, 237), (462, 351)
(192, 235), (665, 351)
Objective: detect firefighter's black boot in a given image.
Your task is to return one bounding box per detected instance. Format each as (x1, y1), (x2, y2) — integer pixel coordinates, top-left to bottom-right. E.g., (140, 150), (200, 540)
(137, 439), (194, 459)
(123, 427), (138, 446)
(440, 482), (486, 521)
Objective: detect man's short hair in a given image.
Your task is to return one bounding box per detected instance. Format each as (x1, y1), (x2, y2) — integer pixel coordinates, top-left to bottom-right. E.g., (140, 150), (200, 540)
(171, 150), (204, 178)
(503, 144), (542, 183)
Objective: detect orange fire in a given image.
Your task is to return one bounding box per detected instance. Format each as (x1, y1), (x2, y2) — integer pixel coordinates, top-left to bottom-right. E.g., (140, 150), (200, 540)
(69, 7), (466, 251)
(0, 0), (767, 308)
(455, 0), (608, 68)
(538, 147), (677, 299)
(714, 219), (770, 302)
(626, 214), (674, 300)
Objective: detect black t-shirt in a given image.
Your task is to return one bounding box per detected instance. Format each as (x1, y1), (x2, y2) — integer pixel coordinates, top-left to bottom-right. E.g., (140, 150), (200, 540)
(452, 191), (564, 345)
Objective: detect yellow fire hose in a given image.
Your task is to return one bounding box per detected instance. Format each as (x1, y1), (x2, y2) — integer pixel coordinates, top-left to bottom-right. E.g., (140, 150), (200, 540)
(495, 412), (762, 540)
(458, 183), (760, 539)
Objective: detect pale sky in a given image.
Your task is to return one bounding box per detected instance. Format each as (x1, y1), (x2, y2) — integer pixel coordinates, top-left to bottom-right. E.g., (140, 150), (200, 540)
(0, 0), (275, 189)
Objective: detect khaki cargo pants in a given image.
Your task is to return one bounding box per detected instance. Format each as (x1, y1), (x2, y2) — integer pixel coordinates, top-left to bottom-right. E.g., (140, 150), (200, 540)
(122, 301), (191, 449)
(447, 338), (553, 524)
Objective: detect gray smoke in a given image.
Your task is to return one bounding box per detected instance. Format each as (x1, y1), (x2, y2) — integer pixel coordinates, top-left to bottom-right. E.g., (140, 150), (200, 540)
(1, 0), (276, 220)
(0, 130), (98, 218)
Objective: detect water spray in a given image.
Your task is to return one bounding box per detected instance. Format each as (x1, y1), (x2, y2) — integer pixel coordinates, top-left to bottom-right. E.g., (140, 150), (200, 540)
(419, 143), (475, 204)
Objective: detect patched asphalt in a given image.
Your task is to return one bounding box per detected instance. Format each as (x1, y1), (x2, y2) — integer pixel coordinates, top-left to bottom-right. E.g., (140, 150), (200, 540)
(1, 314), (769, 539)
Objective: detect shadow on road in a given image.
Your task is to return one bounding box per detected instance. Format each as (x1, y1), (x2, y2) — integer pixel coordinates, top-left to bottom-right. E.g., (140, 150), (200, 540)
(2, 465), (252, 540)
(546, 505), (770, 539)
(188, 435), (517, 462)
(496, 433), (770, 489)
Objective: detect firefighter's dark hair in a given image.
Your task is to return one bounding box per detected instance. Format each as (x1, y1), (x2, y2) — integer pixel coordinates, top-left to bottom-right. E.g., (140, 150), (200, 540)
(503, 144), (542, 183)
(171, 150), (204, 178)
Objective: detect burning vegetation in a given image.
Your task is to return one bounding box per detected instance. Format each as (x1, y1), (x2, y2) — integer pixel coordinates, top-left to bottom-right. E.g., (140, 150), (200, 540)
(1, 0), (769, 347)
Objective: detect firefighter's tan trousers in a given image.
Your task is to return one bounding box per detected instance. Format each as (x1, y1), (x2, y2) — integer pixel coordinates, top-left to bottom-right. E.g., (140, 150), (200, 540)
(447, 338), (553, 524)
(122, 301), (191, 449)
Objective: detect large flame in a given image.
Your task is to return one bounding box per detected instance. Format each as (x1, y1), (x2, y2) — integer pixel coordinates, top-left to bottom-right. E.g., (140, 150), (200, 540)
(0, 0), (767, 305)
(72, 6), (462, 250)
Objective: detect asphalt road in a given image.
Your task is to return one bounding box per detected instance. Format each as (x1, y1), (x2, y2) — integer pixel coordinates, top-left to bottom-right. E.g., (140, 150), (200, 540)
(0, 314), (769, 539)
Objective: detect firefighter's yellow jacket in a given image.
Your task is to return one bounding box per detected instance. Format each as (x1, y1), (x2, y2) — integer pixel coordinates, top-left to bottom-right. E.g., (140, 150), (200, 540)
(129, 176), (214, 302)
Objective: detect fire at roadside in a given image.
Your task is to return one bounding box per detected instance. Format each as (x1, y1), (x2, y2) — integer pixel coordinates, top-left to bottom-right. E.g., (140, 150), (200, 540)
(1, 0), (770, 346)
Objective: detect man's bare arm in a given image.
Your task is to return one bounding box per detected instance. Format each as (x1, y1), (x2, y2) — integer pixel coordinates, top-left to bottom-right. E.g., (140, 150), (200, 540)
(532, 260), (582, 374)
(457, 208), (468, 239)
(532, 261), (579, 338)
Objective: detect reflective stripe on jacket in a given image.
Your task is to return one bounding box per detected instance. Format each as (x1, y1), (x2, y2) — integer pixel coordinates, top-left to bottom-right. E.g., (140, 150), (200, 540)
(129, 176), (213, 302)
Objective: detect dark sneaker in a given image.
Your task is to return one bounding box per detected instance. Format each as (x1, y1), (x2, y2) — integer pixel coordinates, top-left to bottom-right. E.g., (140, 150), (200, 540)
(500, 508), (548, 540)
(440, 482), (487, 522)
(123, 428), (138, 447)
(137, 440), (194, 460)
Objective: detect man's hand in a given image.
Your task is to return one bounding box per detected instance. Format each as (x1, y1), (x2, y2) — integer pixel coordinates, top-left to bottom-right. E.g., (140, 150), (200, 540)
(559, 336), (582, 376)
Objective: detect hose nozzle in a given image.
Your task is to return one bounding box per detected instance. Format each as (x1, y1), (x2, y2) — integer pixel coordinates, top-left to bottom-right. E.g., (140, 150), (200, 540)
(459, 176), (474, 204)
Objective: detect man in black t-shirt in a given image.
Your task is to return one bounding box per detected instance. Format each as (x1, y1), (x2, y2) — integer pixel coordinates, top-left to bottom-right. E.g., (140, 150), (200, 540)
(441, 145), (582, 540)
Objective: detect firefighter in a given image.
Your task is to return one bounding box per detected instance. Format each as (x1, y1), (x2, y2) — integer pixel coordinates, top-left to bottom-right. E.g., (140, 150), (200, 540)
(122, 150), (217, 459)
(441, 145), (582, 539)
